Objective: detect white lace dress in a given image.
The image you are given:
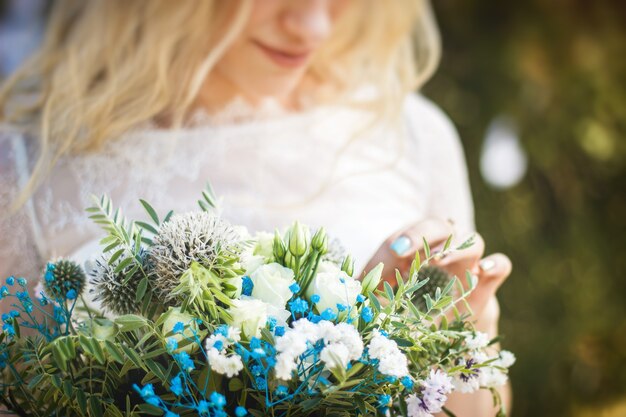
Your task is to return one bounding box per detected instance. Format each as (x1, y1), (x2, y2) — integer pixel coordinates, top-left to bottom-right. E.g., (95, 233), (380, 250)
(0, 94), (474, 289)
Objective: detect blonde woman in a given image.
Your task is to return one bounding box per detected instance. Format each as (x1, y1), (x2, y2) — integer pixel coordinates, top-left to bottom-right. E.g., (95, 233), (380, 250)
(0, 1), (512, 415)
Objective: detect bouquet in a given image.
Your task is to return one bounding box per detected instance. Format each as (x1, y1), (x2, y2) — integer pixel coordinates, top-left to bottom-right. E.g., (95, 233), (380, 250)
(0, 185), (514, 417)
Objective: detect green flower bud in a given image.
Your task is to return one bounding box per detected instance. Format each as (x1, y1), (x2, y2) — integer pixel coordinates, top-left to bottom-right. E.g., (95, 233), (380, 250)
(341, 254), (355, 277)
(311, 227), (329, 254)
(273, 230), (287, 261)
(284, 252), (298, 271)
(288, 221), (308, 257)
(361, 262), (384, 294)
(89, 318), (119, 341)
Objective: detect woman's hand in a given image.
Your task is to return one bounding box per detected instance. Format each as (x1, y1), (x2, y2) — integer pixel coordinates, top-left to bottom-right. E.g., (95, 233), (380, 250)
(360, 218), (512, 336)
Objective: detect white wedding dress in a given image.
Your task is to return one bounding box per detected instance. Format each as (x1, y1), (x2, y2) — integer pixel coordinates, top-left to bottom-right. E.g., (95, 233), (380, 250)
(0, 93), (474, 288)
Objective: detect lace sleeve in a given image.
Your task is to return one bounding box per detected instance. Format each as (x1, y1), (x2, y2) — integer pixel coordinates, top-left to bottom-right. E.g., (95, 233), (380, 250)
(0, 130), (43, 311)
(405, 94), (476, 236)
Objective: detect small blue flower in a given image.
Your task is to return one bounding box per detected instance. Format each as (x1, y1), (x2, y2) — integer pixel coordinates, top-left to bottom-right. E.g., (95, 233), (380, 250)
(173, 321), (185, 334)
(255, 376), (267, 390)
(336, 303), (347, 312)
(274, 326), (285, 337)
(267, 316), (277, 331)
(235, 406), (248, 417)
(214, 325), (229, 337)
(166, 337), (178, 352)
(66, 289), (77, 300)
(169, 375), (184, 396)
(360, 306), (373, 323)
(275, 385), (289, 397)
(249, 337), (261, 350)
(289, 282), (300, 293)
(320, 308), (337, 321)
(210, 391), (226, 408)
(310, 294), (321, 304)
(17, 277), (27, 287)
(164, 412), (179, 417)
(401, 376), (414, 389)
(242, 276), (254, 297)
(2, 323), (15, 336)
(213, 340), (224, 351)
(289, 297), (309, 314)
(0, 286), (8, 298)
(356, 294), (366, 303)
(378, 394), (392, 408)
(5, 277), (15, 286)
(135, 383), (155, 398)
(173, 351), (195, 371)
(197, 400), (210, 414)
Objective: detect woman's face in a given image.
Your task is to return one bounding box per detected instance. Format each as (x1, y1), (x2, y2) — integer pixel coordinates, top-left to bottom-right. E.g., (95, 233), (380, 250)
(209, 0), (352, 107)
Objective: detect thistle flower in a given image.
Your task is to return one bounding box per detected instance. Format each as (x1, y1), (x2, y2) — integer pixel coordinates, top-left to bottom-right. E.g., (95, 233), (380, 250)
(413, 265), (453, 311)
(321, 237), (347, 266)
(148, 212), (243, 303)
(89, 250), (149, 315)
(43, 259), (86, 300)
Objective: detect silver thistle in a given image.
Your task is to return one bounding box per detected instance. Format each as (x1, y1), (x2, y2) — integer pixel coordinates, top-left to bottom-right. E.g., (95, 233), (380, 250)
(89, 250), (148, 315)
(148, 212), (242, 303)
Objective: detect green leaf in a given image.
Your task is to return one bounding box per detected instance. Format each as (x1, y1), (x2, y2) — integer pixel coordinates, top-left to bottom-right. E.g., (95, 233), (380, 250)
(108, 248), (125, 265)
(136, 278), (148, 302)
(228, 378), (243, 392)
(113, 257), (134, 274)
(115, 314), (148, 332)
(423, 237), (431, 258)
(384, 281), (395, 301)
(135, 221), (158, 235)
(139, 199), (160, 225)
(368, 291), (381, 312)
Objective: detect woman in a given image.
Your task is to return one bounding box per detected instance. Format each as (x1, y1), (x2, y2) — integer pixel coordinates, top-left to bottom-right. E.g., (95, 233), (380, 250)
(0, 1), (512, 415)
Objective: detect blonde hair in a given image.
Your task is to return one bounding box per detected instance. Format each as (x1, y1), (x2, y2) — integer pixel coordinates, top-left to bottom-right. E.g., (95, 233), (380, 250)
(1, 0), (441, 209)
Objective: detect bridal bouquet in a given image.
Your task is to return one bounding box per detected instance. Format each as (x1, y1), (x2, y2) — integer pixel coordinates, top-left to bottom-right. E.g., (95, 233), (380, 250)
(0, 185), (514, 417)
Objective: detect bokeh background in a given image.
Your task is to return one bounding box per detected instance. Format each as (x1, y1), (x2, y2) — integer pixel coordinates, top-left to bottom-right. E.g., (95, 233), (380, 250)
(1, 1), (624, 416)
(424, 1), (626, 416)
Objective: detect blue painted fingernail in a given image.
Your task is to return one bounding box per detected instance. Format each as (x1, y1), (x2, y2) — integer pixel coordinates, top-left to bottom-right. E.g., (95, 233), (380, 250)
(390, 235), (412, 256)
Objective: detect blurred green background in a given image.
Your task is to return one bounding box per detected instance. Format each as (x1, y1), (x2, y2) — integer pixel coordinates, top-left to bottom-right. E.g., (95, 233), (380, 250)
(424, 1), (626, 416)
(1, 0), (624, 415)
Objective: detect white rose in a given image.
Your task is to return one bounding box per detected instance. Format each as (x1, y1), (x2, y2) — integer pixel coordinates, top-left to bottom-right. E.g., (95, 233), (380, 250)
(250, 263), (295, 308)
(161, 307), (203, 353)
(316, 260), (342, 274)
(306, 270), (362, 316)
(242, 254), (265, 276)
(224, 275), (243, 299)
(253, 231), (275, 260)
(227, 297), (290, 339)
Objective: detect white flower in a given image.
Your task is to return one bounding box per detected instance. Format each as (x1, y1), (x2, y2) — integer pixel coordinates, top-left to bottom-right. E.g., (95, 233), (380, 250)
(368, 330), (409, 378)
(406, 394), (432, 417)
(479, 368), (508, 388)
(227, 297), (290, 338)
(497, 350), (516, 368)
(465, 331), (490, 350)
(250, 263), (295, 309)
(161, 307), (201, 353)
(207, 348), (244, 377)
(253, 231), (275, 260)
(306, 270), (361, 315)
(452, 374), (481, 393)
(275, 352), (298, 380)
(320, 343), (350, 370)
(242, 255), (265, 276)
(334, 323), (364, 360)
(316, 261), (342, 274)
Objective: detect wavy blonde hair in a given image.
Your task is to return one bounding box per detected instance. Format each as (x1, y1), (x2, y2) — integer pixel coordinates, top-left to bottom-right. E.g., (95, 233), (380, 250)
(1, 0), (441, 209)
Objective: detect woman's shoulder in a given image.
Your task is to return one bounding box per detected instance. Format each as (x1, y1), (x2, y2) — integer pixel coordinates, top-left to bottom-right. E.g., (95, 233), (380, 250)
(402, 93), (462, 150)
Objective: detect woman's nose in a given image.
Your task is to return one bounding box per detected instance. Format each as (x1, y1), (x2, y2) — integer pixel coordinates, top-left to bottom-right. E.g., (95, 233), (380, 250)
(281, 0), (333, 46)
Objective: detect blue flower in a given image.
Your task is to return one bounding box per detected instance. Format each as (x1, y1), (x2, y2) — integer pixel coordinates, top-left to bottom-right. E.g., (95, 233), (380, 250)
(164, 412), (179, 417)
(310, 294), (321, 304)
(401, 376), (414, 389)
(289, 297), (309, 314)
(275, 385), (289, 397)
(255, 376), (267, 390)
(289, 282), (300, 293)
(336, 303), (347, 312)
(2, 323), (15, 336)
(356, 294), (366, 303)
(197, 400), (210, 414)
(214, 325), (229, 337)
(360, 306), (374, 323)
(242, 276), (254, 297)
(235, 406), (248, 417)
(274, 326), (285, 337)
(17, 277), (26, 287)
(66, 289), (77, 300)
(5, 277), (14, 286)
(213, 340), (224, 351)
(249, 337), (261, 350)
(320, 308), (337, 321)
(0, 286), (8, 298)
(378, 394), (392, 408)
(173, 321), (185, 334)
(169, 375), (184, 396)
(166, 337), (178, 352)
(210, 392), (226, 408)
(134, 383), (155, 398)
(173, 351), (195, 371)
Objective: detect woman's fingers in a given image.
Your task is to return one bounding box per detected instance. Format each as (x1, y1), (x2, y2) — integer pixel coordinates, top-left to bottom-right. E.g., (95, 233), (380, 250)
(466, 253), (512, 323)
(360, 218), (454, 283)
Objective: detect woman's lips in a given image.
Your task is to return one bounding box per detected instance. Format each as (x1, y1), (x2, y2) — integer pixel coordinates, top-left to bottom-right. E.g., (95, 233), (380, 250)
(252, 41), (311, 69)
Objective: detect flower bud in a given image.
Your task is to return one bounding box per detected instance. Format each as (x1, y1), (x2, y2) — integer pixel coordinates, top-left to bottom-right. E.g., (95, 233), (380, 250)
(311, 227), (329, 253)
(341, 254), (355, 277)
(361, 263), (384, 294)
(284, 252), (298, 271)
(288, 221), (308, 257)
(273, 230), (287, 261)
